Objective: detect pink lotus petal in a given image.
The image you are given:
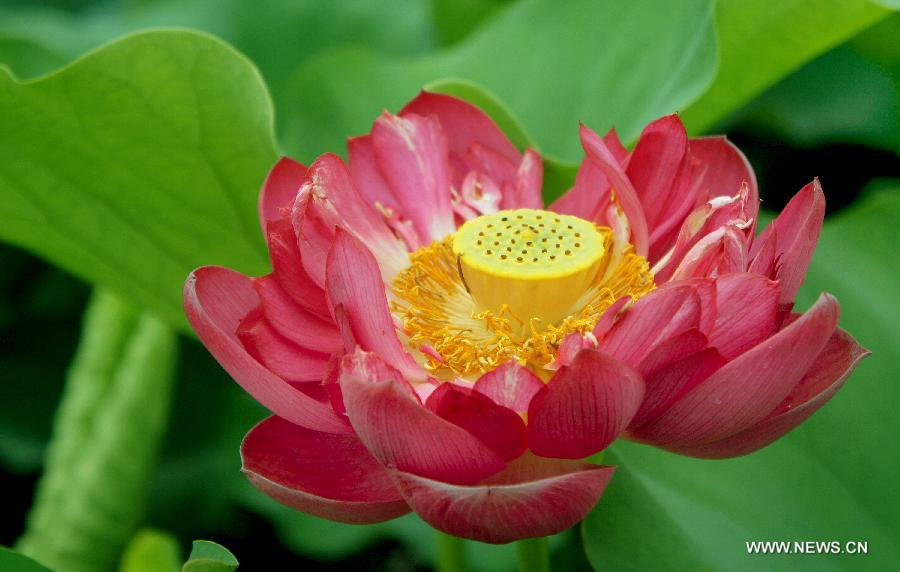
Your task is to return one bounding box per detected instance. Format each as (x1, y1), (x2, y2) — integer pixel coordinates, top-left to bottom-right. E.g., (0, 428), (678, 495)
(264, 218), (330, 318)
(391, 453), (615, 544)
(464, 143), (519, 186)
(629, 346), (725, 429)
(258, 157), (307, 231)
(372, 112), (456, 241)
(654, 188), (754, 282)
(183, 266), (349, 433)
(752, 180), (825, 306)
(708, 273), (780, 359)
(241, 416), (409, 524)
(548, 151), (611, 220)
(603, 127), (629, 164)
(748, 224), (778, 276)
(502, 149), (544, 210)
(347, 135), (401, 214)
(598, 283), (702, 366)
(664, 327), (869, 458)
(325, 230), (423, 380)
(291, 189), (335, 288)
(236, 307), (330, 383)
(551, 332), (593, 370)
(401, 91), (521, 165)
(591, 296), (632, 339)
(626, 115), (688, 229)
(528, 350), (644, 459)
(689, 136), (759, 220)
(548, 128), (625, 220)
(668, 224), (749, 280)
(339, 350), (506, 485)
(578, 124), (650, 255)
(304, 154), (409, 278)
(637, 328), (710, 377)
(253, 275), (342, 353)
(426, 383), (528, 461)
(633, 293), (840, 448)
(473, 361), (544, 413)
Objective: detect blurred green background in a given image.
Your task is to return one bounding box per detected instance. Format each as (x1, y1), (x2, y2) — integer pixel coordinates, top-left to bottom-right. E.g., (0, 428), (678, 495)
(0, 0), (898, 570)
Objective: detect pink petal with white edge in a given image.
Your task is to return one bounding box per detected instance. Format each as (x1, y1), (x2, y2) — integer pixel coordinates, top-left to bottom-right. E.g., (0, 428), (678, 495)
(689, 136), (759, 218)
(391, 453), (615, 544)
(502, 149), (543, 210)
(372, 112), (456, 242)
(236, 308), (330, 383)
(633, 293), (840, 448)
(264, 218), (330, 318)
(325, 231), (423, 380)
(304, 154), (409, 279)
(258, 157), (307, 231)
(241, 416), (409, 524)
(668, 224), (749, 280)
(183, 266), (349, 433)
(253, 275), (342, 353)
(708, 273), (780, 359)
(578, 124), (650, 256)
(528, 350), (644, 459)
(752, 180), (825, 306)
(339, 350), (506, 485)
(427, 383), (527, 461)
(473, 361), (544, 413)
(666, 327), (869, 458)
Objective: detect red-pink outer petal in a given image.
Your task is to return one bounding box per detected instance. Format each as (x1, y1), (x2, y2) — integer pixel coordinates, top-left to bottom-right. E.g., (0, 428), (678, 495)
(528, 350), (645, 459)
(473, 361), (544, 413)
(391, 455), (615, 543)
(633, 293), (840, 447)
(339, 351), (506, 485)
(669, 327), (869, 458)
(183, 266), (349, 433)
(258, 157), (307, 231)
(325, 231), (422, 379)
(241, 416), (409, 524)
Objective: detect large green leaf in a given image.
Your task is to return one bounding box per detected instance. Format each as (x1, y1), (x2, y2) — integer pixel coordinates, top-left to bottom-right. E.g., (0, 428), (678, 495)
(282, 0), (718, 162)
(0, 0), (435, 92)
(734, 46), (899, 153)
(583, 183), (900, 570)
(733, 14), (900, 153)
(0, 548), (53, 572)
(0, 30), (276, 329)
(681, 0), (893, 133)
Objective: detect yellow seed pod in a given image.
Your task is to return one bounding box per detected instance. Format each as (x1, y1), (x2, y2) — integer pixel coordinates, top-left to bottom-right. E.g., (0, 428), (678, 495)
(452, 209), (606, 328)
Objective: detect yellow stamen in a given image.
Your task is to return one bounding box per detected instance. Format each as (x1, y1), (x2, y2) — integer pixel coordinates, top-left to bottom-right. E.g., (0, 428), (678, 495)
(391, 209), (654, 380)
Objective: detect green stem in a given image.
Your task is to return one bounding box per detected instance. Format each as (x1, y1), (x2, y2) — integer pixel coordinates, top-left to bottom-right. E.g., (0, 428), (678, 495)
(16, 290), (178, 572)
(435, 530), (468, 572)
(516, 537), (550, 572)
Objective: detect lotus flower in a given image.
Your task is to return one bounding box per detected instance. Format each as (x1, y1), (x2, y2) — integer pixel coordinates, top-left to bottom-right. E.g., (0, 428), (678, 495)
(184, 92), (867, 543)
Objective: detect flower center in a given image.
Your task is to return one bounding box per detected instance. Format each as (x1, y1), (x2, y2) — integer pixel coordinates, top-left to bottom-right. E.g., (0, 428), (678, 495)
(452, 209), (607, 328)
(391, 209), (654, 379)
